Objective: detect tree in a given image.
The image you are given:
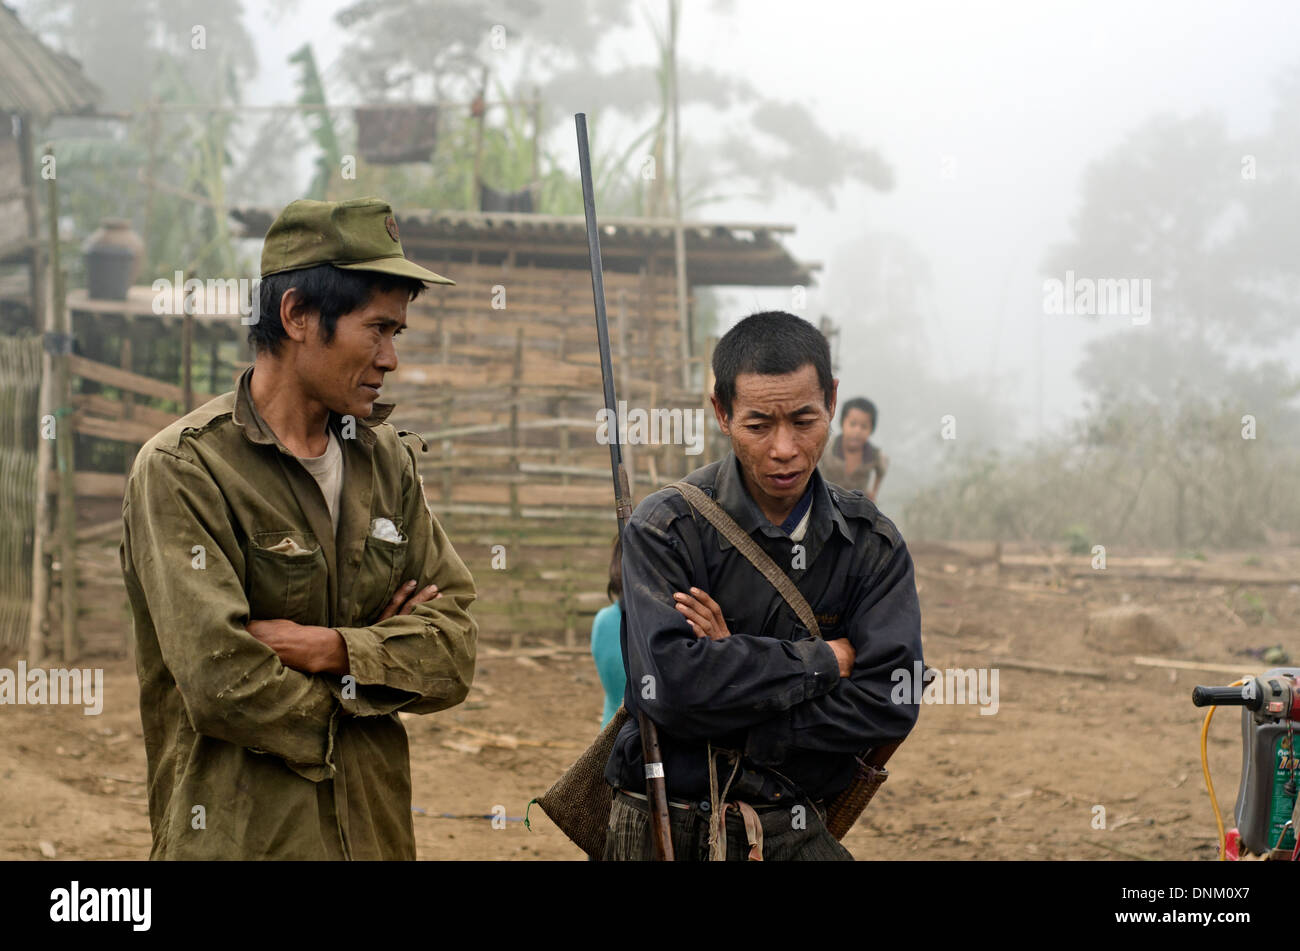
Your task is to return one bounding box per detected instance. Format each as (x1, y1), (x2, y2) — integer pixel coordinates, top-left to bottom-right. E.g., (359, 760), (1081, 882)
(905, 77), (1300, 548)
(1036, 97), (1300, 547)
(16, 0), (257, 279)
(331, 0), (893, 215)
(1044, 110), (1300, 404)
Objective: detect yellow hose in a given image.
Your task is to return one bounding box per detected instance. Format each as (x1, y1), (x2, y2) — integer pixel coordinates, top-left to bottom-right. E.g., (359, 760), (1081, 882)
(1200, 679), (1247, 862)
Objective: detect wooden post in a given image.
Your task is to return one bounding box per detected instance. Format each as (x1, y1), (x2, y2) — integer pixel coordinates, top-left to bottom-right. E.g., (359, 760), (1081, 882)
(508, 327), (523, 523)
(27, 232), (54, 665)
(668, 0), (691, 391)
(557, 310), (570, 489)
(121, 315), (134, 478)
(562, 545), (575, 648)
(641, 260), (659, 397)
(120, 317), (137, 662)
(182, 309), (194, 412)
(21, 118), (50, 664)
(508, 328), (523, 650)
(647, 381), (660, 488)
(440, 394), (453, 507)
(672, 238), (689, 392)
(17, 111), (41, 333)
(45, 145), (78, 661)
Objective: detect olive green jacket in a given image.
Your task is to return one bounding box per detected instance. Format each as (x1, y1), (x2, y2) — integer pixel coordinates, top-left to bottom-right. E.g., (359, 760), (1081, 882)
(120, 366), (477, 860)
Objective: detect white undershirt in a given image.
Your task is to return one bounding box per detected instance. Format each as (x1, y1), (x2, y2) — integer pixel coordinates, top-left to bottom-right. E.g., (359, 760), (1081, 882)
(295, 428), (344, 533)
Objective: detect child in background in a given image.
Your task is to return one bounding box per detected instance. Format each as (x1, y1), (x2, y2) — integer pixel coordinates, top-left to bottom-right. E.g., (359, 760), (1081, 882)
(590, 533), (627, 728)
(819, 396), (889, 501)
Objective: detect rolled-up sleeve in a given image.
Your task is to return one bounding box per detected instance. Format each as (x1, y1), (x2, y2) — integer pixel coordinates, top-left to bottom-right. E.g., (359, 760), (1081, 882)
(122, 447), (338, 780)
(332, 442), (477, 717)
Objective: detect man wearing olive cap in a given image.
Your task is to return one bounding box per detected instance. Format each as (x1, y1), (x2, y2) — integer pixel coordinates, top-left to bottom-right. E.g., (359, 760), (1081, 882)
(120, 198), (478, 859)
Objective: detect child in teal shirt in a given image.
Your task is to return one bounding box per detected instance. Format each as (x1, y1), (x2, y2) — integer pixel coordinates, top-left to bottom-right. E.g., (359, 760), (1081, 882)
(590, 601), (625, 728)
(590, 534), (627, 728)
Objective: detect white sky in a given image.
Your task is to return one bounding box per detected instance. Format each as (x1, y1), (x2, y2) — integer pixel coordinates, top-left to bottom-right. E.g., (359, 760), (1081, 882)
(241, 0), (1300, 440)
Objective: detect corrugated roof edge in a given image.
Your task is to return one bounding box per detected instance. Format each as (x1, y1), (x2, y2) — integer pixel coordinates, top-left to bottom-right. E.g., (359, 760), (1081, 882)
(227, 206), (819, 287)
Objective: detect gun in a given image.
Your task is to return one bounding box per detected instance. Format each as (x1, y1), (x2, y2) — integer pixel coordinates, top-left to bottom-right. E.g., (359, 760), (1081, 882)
(575, 112), (675, 861)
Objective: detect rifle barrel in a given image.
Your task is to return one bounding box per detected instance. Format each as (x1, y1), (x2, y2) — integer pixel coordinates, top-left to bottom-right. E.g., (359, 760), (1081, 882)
(575, 112), (675, 862)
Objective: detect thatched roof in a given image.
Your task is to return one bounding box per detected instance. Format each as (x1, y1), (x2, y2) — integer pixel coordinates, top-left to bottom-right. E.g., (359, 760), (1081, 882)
(0, 2), (100, 118)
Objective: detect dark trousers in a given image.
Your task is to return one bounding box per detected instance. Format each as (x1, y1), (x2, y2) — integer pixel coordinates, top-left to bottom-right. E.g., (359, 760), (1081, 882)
(603, 790), (853, 861)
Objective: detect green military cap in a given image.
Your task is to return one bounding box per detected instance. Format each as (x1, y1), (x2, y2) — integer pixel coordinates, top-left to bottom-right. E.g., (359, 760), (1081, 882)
(260, 197), (454, 285)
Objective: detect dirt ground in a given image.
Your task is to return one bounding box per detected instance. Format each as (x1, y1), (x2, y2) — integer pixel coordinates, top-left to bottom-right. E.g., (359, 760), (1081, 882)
(3, 541), (1297, 861)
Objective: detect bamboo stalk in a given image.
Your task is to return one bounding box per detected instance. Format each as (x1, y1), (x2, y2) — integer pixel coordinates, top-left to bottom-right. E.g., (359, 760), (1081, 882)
(508, 327), (523, 649)
(39, 147), (78, 662)
(21, 125), (50, 663)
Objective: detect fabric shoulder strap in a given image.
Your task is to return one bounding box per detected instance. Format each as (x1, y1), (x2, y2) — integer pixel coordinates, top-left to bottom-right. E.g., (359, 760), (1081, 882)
(668, 481), (821, 640)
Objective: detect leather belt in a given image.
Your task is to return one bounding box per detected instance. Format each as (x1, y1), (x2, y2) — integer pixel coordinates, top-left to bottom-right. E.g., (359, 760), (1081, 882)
(616, 788), (788, 812)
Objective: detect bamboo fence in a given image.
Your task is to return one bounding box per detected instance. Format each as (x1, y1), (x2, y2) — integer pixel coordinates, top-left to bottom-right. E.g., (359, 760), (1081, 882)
(0, 334), (41, 651)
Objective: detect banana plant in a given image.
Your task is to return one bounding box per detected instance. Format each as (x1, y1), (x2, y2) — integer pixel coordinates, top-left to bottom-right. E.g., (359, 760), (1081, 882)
(289, 44), (343, 201)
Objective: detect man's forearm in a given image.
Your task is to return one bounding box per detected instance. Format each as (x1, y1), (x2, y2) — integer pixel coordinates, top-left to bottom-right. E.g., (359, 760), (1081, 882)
(248, 619), (348, 675)
(622, 515), (842, 736)
(251, 610), (474, 718)
(629, 625), (842, 736)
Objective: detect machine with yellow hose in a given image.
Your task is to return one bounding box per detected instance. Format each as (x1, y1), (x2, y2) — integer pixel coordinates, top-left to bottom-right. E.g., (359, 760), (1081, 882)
(1192, 667), (1299, 860)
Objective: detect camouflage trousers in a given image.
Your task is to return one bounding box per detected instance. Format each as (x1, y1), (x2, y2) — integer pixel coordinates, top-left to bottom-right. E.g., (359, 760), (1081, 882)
(602, 789), (853, 861)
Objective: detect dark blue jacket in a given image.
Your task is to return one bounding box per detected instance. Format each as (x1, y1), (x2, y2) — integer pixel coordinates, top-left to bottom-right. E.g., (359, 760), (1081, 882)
(604, 450), (922, 803)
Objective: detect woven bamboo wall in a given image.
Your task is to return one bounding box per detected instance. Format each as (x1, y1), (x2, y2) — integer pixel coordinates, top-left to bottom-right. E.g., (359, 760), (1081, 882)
(383, 260), (718, 647)
(0, 334), (41, 650)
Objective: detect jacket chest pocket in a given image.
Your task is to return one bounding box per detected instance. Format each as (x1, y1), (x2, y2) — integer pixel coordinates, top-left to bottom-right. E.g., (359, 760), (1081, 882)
(246, 531), (330, 628)
(352, 532), (409, 626)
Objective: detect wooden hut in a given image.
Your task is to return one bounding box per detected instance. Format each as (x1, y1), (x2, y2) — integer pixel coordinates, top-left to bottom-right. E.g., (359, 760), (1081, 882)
(230, 207), (819, 647)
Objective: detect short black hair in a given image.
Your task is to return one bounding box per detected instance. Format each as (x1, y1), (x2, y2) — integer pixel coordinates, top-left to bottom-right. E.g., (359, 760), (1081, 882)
(711, 311), (834, 419)
(841, 397), (877, 430)
(249, 264), (425, 356)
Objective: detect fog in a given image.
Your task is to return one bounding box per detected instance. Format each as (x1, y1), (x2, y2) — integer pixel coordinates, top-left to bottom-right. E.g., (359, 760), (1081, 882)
(231, 0), (1300, 446)
(676, 1), (1300, 441)
(19, 0), (1300, 538)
